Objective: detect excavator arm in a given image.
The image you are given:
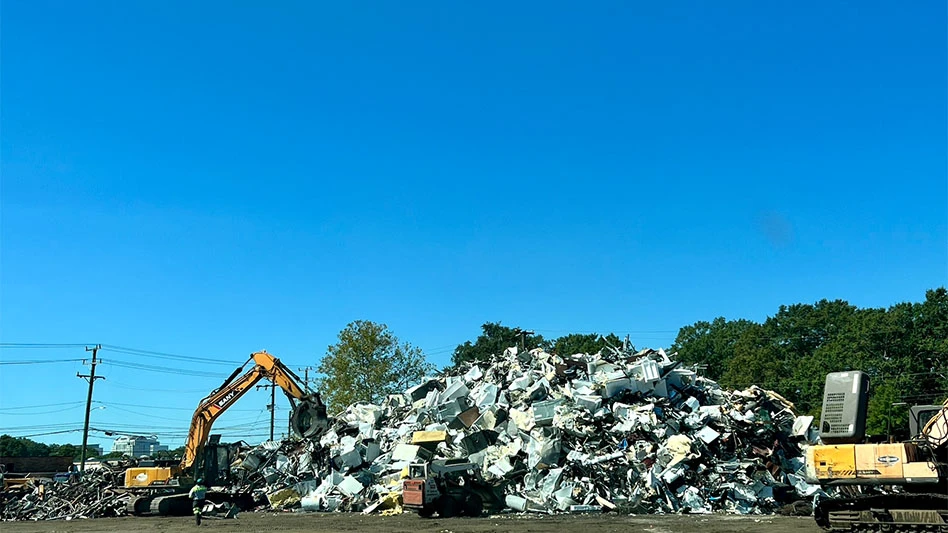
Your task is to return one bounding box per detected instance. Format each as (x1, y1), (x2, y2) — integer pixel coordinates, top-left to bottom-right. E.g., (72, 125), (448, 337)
(919, 397), (948, 448)
(181, 351), (328, 470)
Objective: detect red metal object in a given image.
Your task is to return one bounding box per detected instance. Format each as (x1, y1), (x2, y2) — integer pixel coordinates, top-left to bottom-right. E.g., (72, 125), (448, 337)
(403, 480), (425, 506)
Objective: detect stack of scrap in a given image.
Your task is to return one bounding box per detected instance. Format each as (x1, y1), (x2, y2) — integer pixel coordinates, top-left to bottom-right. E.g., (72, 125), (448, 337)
(0, 467), (128, 521)
(234, 346), (824, 515)
(0, 346), (822, 521)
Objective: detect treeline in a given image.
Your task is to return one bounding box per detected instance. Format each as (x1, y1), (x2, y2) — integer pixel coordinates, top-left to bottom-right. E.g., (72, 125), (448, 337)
(672, 288), (947, 437)
(450, 288), (947, 438)
(0, 435), (185, 461)
(6, 289), (944, 453)
(0, 435), (87, 458)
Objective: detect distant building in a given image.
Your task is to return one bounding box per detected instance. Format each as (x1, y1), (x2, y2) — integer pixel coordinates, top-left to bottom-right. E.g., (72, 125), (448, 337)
(111, 436), (168, 457)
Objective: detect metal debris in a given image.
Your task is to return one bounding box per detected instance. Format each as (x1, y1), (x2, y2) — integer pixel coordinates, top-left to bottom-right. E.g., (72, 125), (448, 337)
(0, 466), (128, 521)
(230, 346), (824, 515)
(1, 346), (826, 520)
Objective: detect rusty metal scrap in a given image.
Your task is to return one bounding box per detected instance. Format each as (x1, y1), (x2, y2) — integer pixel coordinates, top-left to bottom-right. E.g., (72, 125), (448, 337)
(1, 467), (128, 521)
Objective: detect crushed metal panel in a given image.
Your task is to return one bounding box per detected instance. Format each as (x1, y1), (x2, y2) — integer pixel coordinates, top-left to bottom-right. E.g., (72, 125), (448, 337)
(411, 430), (448, 445)
(532, 399), (562, 427)
(695, 426), (720, 444)
(337, 475), (365, 496)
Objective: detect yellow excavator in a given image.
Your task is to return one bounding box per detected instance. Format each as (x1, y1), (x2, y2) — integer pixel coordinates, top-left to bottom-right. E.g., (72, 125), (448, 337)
(124, 351), (329, 515)
(805, 371), (948, 531)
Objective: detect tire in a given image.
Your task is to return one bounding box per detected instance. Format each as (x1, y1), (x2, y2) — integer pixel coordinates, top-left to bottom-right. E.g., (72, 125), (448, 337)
(463, 493), (483, 517)
(436, 495), (460, 518)
(417, 505), (435, 518)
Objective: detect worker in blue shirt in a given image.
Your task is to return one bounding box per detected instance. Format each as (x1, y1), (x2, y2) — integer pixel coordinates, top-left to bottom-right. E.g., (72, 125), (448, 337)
(189, 478), (207, 525)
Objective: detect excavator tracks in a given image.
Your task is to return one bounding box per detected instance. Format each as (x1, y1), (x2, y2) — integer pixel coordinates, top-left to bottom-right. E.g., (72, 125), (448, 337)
(127, 490), (255, 516)
(815, 493), (948, 532)
(125, 492), (193, 516)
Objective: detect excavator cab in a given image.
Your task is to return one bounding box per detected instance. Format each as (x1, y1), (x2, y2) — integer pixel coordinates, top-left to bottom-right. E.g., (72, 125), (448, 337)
(910, 405), (941, 439)
(197, 435), (241, 487)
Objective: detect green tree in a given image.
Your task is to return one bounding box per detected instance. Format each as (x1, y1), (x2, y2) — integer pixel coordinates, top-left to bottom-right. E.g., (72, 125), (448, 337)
(101, 451), (128, 460)
(550, 333), (626, 356)
(317, 320), (434, 413)
(47, 444), (80, 459)
(0, 435), (51, 457)
(720, 323), (786, 391)
(674, 290), (946, 436)
(452, 322), (545, 367)
(672, 317), (756, 380)
(154, 446), (186, 460)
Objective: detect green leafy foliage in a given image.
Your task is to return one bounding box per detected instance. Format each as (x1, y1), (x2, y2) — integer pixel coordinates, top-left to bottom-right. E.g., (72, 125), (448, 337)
(550, 333), (627, 356)
(672, 288), (948, 436)
(153, 446), (185, 460)
(0, 437), (113, 460)
(100, 451), (128, 460)
(317, 320), (434, 413)
(673, 317), (756, 381)
(46, 444), (80, 459)
(0, 435), (51, 457)
(452, 322), (546, 367)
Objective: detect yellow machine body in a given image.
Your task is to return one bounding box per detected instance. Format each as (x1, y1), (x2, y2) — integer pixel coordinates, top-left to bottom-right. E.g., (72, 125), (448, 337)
(124, 465), (183, 488)
(806, 442), (939, 485)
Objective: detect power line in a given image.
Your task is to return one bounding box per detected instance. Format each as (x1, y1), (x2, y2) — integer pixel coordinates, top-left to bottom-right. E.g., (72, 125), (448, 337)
(532, 329), (679, 334)
(99, 401), (260, 412)
(0, 359), (85, 365)
(99, 344), (244, 366)
(106, 381), (211, 393)
(0, 405), (87, 416)
(1, 421), (88, 430)
(0, 401), (87, 410)
(100, 404), (269, 423)
(103, 359), (227, 378)
(102, 405), (193, 422)
(13, 429), (85, 438)
(0, 343), (96, 348)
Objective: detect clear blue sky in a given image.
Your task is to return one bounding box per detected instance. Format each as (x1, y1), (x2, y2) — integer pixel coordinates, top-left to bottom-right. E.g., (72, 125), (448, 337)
(1, 2), (945, 449)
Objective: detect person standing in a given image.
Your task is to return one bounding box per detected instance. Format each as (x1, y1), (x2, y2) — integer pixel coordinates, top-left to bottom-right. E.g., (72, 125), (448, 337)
(189, 478), (207, 525)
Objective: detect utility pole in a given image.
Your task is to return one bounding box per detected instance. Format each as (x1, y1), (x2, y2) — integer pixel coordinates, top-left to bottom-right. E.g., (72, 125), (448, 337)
(297, 366), (316, 392)
(256, 383), (276, 441)
(513, 328), (534, 352)
(77, 345), (104, 474)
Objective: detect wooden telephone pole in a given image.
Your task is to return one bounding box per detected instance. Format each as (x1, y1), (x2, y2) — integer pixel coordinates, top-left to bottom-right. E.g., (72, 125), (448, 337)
(77, 345), (104, 473)
(256, 383), (276, 441)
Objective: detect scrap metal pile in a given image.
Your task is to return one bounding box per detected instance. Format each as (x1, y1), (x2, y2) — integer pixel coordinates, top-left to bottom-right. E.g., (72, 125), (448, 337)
(232, 347), (823, 515)
(0, 346), (824, 521)
(0, 467), (129, 521)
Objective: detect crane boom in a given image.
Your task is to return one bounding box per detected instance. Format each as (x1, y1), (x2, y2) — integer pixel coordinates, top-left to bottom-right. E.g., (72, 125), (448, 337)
(181, 350), (327, 469)
(124, 350), (329, 516)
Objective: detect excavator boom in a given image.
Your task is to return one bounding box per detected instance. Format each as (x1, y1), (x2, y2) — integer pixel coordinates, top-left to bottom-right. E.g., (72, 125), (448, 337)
(181, 351), (328, 470)
(124, 350), (328, 497)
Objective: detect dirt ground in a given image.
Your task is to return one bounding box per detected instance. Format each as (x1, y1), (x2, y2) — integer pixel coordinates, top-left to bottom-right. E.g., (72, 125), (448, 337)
(2, 512), (822, 533)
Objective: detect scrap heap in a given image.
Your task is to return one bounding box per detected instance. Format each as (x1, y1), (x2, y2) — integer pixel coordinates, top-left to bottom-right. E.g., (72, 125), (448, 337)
(0, 346), (823, 520)
(232, 347), (823, 515)
(0, 466), (128, 520)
